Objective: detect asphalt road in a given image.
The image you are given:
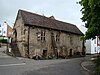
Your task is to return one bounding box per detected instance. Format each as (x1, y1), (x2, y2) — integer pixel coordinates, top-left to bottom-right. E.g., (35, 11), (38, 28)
(0, 47), (86, 75)
(25, 58), (85, 75)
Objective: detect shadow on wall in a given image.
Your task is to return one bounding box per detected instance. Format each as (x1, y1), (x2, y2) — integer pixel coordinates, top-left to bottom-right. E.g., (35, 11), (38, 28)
(10, 28), (21, 57)
(11, 38), (21, 57)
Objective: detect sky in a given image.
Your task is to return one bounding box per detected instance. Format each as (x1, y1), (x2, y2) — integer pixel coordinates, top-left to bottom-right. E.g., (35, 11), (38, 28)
(0, 0), (84, 28)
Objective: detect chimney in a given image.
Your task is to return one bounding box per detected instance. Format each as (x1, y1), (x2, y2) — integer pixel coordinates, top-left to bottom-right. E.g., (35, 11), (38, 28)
(49, 16), (55, 20)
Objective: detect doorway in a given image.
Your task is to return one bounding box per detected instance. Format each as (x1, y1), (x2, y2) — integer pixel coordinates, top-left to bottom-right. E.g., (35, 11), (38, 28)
(43, 50), (47, 58)
(69, 49), (72, 56)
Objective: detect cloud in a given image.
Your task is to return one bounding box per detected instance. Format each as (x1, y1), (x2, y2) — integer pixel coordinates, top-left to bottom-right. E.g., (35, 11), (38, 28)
(0, 0), (83, 27)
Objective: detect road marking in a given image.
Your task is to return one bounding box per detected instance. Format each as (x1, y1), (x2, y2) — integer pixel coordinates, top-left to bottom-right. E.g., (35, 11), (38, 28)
(0, 63), (26, 67)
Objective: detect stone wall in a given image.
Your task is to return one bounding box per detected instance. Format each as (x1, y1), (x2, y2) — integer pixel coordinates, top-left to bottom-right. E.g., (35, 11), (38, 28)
(13, 12), (26, 57)
(13, 14), (83, 58)
(23, 26), (83, 58)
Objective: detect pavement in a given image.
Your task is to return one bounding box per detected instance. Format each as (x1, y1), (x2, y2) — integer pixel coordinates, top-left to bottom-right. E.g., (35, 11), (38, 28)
(81, 55), (95, 75)
(0, 51), (11, 58)
(0, 51), (85, 75)
(0, 47), (96, 75)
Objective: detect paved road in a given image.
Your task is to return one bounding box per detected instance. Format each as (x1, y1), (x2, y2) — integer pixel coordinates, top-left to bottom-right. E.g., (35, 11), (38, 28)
(25, 58), (85, 75)
(0, 47), (86, 75)
(0, 46), (6, 52)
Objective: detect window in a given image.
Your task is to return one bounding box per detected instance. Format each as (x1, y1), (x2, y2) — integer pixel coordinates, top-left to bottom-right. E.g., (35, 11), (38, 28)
(94, 39), (96, 44)
(70, 36), (73, 45)
(37, 32), (41, 41)
(51, 32), (54, 37)
(4, 31), (6, 34)
(13, 28), (17, 37)
(37, 30), (46, 42)
(95, 47), (96, 52)
(41, 31), (45, 42)
(56, 33), (60, 42)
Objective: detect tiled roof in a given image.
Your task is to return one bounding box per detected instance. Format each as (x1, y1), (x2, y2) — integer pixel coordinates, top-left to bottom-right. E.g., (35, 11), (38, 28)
(19, 9), (83, 35)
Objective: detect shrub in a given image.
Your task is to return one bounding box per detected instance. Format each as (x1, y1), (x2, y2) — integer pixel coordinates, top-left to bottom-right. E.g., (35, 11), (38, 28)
(94, 66), (100, 75)
(0, 39), (8, 43)
(93, 55), (100, 75)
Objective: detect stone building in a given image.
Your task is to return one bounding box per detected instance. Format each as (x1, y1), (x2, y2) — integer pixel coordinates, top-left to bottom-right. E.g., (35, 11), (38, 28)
(12, 9), (84, 59)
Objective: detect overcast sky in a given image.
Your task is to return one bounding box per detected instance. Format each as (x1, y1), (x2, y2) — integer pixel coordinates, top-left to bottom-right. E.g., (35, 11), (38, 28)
(0, 0), (83, 28)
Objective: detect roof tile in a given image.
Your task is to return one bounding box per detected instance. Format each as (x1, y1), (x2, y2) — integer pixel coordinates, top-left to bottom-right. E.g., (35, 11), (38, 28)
(19, 10), (83, 35)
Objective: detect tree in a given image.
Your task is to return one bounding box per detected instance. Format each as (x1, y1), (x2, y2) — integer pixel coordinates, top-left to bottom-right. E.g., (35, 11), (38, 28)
(79, 0), (100, 39)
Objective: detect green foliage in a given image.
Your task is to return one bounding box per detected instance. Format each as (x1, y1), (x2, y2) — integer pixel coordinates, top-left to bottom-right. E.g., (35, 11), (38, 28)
(0, 39), (8, 43)
(93, 55), (100, 75)
(79, 0), (100, 39)
(95, 67), (100, 75)
(94, 55), (100, 67)
(80, 36), (85, 41)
